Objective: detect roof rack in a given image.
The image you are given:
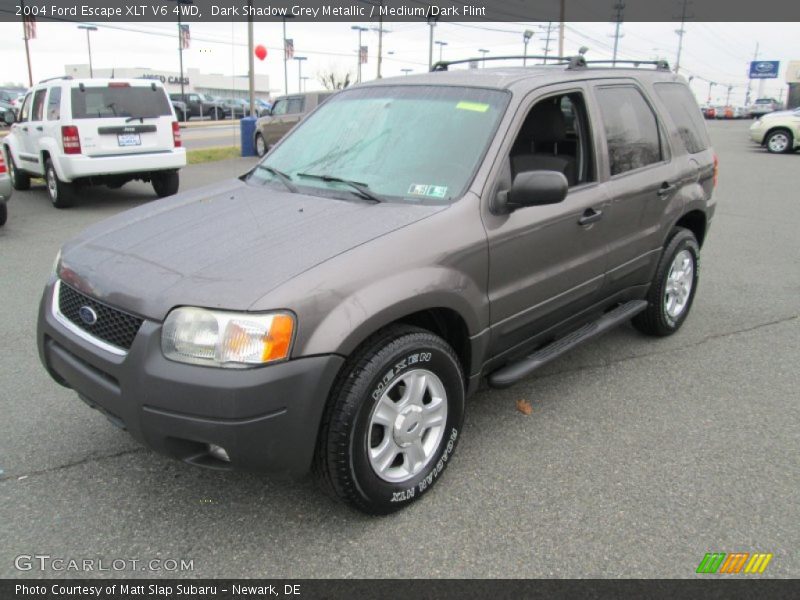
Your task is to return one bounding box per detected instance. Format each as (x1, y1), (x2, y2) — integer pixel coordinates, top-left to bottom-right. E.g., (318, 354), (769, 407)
(431, 55), (572, 72)
(38, 75), (73, 84)
(581, 59), (671, 71)
(430, 55), (671, 73)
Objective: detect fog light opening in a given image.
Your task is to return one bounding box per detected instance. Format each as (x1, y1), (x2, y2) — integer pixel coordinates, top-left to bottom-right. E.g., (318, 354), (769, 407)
(208, 444), (231, 463)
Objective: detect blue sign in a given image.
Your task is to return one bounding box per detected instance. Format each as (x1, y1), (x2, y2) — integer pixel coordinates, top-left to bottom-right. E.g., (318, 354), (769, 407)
(749, 61), (780, 79)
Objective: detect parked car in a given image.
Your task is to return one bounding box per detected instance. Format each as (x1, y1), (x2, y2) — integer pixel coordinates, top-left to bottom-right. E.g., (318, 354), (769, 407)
(253, 91), (334, 156)
(251, 98), (273, 117)
(3, 77), (186, 208)
(220, 98), (249, 119)
(1, 98), (15, 125)
(747, 97), (782, 118)
(749, 107), (800, 153)
(171, 99), (188, 122)
(38, 58), (716, 514)
(168, 92), (229, 120)
(0, 148), (10, 226)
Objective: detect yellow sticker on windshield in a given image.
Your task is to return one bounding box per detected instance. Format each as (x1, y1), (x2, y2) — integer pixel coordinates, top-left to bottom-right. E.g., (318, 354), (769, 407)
(456, 101), (490, 113)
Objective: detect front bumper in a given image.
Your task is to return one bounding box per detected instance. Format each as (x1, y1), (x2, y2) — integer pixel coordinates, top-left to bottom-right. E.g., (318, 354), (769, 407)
(57, 149), (187, 182)
(749, 125), (766, 145)
(37, 279), (344, 474)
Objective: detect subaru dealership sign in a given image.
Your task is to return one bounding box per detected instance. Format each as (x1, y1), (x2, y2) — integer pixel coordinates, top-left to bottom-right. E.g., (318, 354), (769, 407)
(749, 61), (780, 79)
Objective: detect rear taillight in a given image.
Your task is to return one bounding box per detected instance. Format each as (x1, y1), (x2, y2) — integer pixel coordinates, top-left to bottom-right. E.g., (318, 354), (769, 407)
(61, 126), (81, 155)
(713, 153), (719, 188)
(172, 121), (182, 148)
(0, 152), (6, 175)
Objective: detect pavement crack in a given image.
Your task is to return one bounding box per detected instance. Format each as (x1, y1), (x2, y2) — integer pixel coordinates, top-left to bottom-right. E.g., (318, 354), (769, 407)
(529, 314), (798, 383)
(1, 448), (147, 483)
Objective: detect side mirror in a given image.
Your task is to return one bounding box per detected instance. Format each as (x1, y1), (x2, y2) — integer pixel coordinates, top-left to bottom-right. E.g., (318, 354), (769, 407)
(495, 170), (568, 213)
(3, 110), (15, 125)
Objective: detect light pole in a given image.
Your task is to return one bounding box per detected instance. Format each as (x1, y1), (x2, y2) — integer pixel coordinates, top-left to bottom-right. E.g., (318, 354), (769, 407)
(351, 26), (368, 83)
(523, 30), (533, 66)
(401, 68), (412, 76)
(282, 15), (294, 96)
(427, 15), (437, 71)
(435, 40), (448, 62)
(294, 56), (307, 94)
(167, 0), (193, 105)
(77, 25), (97, 77)
(707, 81), (716, 104)
(301, 76), (310, 92)
(478, 48), (489, 67)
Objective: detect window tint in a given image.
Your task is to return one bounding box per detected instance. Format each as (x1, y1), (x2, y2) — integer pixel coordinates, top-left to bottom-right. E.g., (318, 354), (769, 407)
(287, 97), (304, 113)
(595, 86), (662, 176)
(70, 85), (171, 119)
(19, 93), (31, 122)
(47, 87), (61, 121)
(654, 82), (709, 154)
(31, 89), (47, 121)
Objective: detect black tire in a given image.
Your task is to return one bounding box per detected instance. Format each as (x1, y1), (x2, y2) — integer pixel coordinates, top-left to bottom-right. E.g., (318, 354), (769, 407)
(765, 128), (793, 154)
(0, 202), (7, 227)
(633, 227), (700, 337)
(6, 148), (30, 191)
(254, 133), (267, 157)
(152, 171), (180, 198)
(45, 158), (74, 208)
(314, 325), (465, 515)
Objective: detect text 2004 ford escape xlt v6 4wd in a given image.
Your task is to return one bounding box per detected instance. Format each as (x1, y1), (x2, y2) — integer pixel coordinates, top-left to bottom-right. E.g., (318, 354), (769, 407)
(38, 57), (716, 514)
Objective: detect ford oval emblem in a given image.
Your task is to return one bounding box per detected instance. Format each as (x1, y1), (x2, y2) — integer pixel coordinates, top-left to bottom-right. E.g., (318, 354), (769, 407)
(78, 306), (98, 326)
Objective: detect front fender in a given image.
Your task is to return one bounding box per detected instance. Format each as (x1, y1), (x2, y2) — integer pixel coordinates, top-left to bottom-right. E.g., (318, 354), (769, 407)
(299, 266), (487, 361)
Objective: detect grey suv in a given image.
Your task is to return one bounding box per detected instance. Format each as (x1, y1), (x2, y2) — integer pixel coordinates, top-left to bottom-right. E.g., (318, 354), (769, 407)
(38, 57), (716, 514)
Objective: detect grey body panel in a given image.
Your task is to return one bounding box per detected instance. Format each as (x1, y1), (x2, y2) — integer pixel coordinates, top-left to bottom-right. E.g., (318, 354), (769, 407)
(0, 172), (10, 202)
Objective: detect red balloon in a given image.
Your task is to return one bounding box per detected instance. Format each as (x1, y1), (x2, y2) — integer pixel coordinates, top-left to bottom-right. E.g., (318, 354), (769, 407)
(255, 45), (267, 61)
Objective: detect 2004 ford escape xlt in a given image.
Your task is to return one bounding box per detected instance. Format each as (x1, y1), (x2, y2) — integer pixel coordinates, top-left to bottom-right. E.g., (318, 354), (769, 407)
(37, 56), (717, 514)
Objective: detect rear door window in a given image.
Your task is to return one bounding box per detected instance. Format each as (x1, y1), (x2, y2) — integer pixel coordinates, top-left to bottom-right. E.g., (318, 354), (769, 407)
(70, 85), (171, 119)
(31, 89), (47, 122)
(595, 85), (663, 176)
(654, 82), (710, 154)
(287, 97), (304, 114)
(47, 87), (61, 120)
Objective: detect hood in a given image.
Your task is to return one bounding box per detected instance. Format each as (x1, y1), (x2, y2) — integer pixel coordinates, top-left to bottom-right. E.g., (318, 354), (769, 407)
(59, 178), (446, 320)
(759, 109), (796, 119)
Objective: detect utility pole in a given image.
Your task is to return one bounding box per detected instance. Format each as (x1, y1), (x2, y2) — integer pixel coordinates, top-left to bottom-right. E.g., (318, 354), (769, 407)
(351, 26), (368, 83)
(541, 22), (555, 64)
(558, 0), (566, 58)
(247, 1), (255, 117)
(707, 81), (715, 104)
(674, 0), (691, 74)
(478, 48), (489, 67)
(725, 85), (733, 105)
(376, 1), (384, 79)
(294, 56), (306, 94)
(282, 15), (292, 95)
(77, 26), (97, 78)
(611, 2), (625, 66)
(20, 0), (33, 86)
(435, 40), (448, 62)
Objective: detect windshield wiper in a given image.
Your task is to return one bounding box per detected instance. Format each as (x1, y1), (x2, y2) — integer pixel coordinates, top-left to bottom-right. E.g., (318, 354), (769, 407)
(255, 165), (299, 193)
(296, 172), (384, 203)
(125, 115), (159, 123)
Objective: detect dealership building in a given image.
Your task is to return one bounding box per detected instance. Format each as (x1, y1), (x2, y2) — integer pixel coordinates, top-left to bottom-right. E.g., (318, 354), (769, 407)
(64, 64), (274, 100)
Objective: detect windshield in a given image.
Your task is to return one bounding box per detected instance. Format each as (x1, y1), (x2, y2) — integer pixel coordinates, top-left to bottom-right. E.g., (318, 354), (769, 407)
(248, 85), (509, 203)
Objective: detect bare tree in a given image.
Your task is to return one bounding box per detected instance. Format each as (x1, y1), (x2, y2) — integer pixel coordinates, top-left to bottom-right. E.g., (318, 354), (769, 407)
(317, 67), (353, 91)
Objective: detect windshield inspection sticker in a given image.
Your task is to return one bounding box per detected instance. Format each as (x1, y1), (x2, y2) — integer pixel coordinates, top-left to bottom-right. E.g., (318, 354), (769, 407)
(408, 184), (448, 199)
(456, 101), (490, 113)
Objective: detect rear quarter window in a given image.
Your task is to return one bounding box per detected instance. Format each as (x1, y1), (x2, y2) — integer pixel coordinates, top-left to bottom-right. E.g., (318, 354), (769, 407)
(654, 82), (710, 154)
(70, 85), (172, 119)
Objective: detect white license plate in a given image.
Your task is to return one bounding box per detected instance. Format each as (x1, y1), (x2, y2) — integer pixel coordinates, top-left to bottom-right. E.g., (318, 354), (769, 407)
(117, 133), (141, 147)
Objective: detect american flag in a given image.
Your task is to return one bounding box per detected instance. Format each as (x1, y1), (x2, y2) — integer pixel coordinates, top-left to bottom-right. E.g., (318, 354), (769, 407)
(284, 38), (294, 60)
(22, 14), (36, 40)
(359, 45), (368, 65)
(179, 24), (190, 50)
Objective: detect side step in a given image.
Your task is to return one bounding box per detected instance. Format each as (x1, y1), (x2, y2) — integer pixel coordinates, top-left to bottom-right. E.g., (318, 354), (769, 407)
(487, 300), (647, 389)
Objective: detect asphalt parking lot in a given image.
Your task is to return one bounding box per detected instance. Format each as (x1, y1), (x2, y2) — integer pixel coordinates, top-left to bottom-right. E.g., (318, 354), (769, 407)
(0, 120), (797, 578)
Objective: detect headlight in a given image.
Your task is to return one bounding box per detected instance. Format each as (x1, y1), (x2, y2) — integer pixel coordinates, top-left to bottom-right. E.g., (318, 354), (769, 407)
(162, 307), (295, 367)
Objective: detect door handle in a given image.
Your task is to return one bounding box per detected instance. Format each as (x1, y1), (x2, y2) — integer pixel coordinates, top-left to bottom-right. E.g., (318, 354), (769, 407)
(578, 208), (603, 226)
(657, 181), (677, 197)
(21, 126), (28, 132)
(35, 126), (43, 131)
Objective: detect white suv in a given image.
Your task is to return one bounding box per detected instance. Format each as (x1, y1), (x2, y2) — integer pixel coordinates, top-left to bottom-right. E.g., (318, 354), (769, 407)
(3, 77), (186, 208)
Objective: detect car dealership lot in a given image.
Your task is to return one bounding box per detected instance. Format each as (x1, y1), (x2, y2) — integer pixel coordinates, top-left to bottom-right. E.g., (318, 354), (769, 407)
(0, 120), (797, 577)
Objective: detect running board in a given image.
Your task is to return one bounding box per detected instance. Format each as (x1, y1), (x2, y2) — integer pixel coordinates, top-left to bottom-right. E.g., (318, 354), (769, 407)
(487, 300), (648, 389)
